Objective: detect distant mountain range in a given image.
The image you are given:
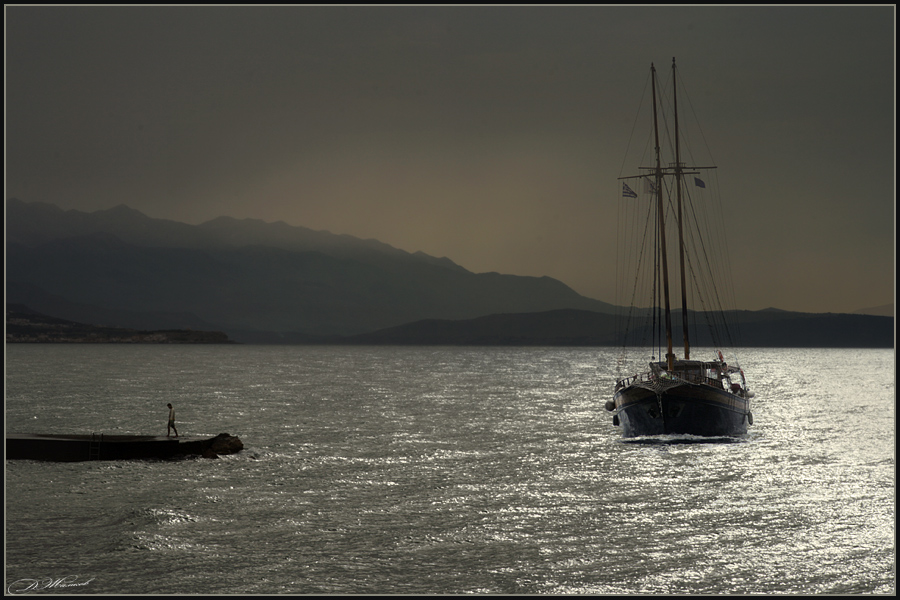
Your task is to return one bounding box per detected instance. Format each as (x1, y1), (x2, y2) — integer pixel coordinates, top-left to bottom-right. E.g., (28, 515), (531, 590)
(6, 198), (893, 347)
(6, 198), (613, 340)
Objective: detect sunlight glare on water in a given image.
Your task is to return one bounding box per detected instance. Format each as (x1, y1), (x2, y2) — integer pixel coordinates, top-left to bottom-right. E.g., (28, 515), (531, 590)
(5, 345), (894, 594)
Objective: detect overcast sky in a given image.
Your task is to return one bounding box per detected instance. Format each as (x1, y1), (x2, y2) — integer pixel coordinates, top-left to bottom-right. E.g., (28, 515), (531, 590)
(5, 5), (894, 313)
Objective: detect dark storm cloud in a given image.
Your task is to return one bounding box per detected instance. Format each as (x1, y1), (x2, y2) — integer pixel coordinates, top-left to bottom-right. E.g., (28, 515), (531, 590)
(5, 5), (894, 313)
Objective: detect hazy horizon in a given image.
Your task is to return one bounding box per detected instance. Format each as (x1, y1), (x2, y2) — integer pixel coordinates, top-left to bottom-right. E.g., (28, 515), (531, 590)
(5, 6), (894, 314)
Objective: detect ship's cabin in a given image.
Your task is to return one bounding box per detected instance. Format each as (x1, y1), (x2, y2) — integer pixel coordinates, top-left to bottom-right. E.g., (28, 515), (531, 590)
(648, 359), (747, 394)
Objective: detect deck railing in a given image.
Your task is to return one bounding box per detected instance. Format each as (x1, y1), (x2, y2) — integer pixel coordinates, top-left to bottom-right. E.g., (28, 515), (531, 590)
(615, 369), (739, 393)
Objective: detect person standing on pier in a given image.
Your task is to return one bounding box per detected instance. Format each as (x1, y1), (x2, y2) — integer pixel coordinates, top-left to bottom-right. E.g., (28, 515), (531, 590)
(167, 403), (178, 437)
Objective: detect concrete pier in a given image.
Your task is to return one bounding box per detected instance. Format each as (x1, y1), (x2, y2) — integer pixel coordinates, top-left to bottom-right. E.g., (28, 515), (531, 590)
(6, 432), (243, 461)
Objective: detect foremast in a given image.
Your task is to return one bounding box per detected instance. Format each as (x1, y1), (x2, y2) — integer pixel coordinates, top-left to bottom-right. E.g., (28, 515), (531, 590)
(650, 62), (676, 371)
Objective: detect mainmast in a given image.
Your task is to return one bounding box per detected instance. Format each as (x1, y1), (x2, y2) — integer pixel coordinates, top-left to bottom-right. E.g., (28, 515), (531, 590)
(673, 57), (691, 361)
(651, 63), (676, 370)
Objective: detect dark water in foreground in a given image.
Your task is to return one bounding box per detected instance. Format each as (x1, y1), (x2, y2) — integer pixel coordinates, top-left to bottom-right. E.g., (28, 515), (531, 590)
(5, 345), (895, 594)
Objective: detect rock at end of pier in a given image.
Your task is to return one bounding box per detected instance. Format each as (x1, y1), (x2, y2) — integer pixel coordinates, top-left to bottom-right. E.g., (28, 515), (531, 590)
(209, 433), (243, 455)
(175, 433), (243, 458)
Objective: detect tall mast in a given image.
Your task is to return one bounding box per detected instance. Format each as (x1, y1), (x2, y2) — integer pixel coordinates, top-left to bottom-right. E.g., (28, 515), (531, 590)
(673, 57), (691, 360)
(651, 63), (675, 370)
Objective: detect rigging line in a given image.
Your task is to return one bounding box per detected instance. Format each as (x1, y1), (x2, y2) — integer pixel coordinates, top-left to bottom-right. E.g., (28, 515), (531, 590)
(693, 173), (739, 349)
(691, 204), (733, 346)
(655, 69), (687, 172)
(684, 267), (711, 351)
(685, 175), (725, 305)
(671, 73), (709, 171)
(656, 93), (676, 167)
(685, 198), (726, 319)
(653, 192), (660, 359)
(631, 195), (657, 345)
(614, 180), (624, 359)
(698, 172), (729, 294)
(707, 168), (744, 353)
(617, 70), (653, 179)
(685, 252), (727, 350)
(615, 206), (624, 359)
(681, 181), (735, 349)
(633, 181), (654, 355)
(685, 264), (701, 355)
(616, 183), (655, 361)
(678, 69), (719, 167)
(671, 160), (723, 317)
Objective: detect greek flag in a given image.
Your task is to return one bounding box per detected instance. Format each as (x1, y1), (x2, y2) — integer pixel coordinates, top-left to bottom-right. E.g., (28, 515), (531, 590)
(622, 183), (637, 198)
(694, 177), (706, 188)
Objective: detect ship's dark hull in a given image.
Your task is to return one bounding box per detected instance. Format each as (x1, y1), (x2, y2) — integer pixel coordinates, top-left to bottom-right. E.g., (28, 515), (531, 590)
(614, 381), (750, 438)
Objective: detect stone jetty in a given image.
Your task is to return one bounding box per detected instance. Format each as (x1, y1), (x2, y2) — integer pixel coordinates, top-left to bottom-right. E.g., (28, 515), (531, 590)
(6, 432), (244, 461)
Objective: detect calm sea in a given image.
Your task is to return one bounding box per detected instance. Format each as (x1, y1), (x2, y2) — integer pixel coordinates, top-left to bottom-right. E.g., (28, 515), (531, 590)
(5, 345), (895, 594)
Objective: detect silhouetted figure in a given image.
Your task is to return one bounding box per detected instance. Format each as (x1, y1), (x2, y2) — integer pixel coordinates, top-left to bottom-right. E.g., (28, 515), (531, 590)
(167, 403), (178, 437)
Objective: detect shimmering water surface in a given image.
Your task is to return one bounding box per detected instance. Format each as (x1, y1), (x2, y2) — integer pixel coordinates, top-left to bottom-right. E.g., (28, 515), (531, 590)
(5, 345), (894, 594)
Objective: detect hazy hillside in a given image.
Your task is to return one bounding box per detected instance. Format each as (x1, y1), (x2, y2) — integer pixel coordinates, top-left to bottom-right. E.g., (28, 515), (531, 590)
(6, 198), (467, 269)
(6, 304), (233, 344)
(853, 304), (893, 317)
(6, 199), (615, 338)
(347, 309), (620, 345)
(343, 308), (894, 348)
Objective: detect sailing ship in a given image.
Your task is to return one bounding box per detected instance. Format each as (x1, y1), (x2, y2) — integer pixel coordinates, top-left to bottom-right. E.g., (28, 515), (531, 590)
(607, 58), (755, 438)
